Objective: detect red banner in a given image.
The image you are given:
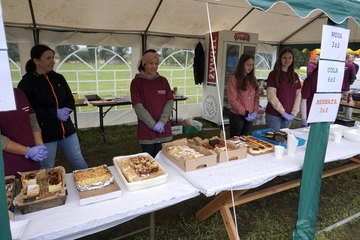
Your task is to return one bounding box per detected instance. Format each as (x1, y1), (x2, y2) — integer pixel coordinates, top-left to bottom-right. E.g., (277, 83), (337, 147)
(207, 32), (219, 86)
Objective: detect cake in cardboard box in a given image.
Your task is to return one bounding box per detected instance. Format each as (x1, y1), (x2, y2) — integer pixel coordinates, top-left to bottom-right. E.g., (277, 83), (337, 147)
(240, 136), (274, 155)
(190, 135), (247, 163)
(5, 176), (16, 209)
(13, 166), (67, 214)
(73, 164), (114, 192)
(162, 138), (217, 171)
(73, 165), (121, 205)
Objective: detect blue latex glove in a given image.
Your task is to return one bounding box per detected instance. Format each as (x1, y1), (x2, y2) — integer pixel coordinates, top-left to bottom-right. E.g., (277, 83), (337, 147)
(282, 112), (295, 121)
(57, 107), (71, 121)
(153, 121), (165, 133)
(301, 119), (308, 127)
(25, 144), (48, 161)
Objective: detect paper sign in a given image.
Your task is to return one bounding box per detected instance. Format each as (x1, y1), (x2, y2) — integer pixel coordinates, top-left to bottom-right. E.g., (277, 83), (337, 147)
(307, 93), (341, 123)
(0, 51), (16, 111)
(0, 4), (7, 49)
(317, 60), (345, 93)
(320, 25), (349, 61)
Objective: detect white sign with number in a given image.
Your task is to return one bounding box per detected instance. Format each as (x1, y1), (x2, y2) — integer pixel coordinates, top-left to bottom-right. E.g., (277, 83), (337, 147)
(307, 93), (341, 123)
(320, 25), (349, 61)
(317, 60), (345, 93)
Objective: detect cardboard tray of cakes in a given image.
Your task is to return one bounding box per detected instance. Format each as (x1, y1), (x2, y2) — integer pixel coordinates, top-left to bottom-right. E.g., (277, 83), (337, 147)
(73, 164), (121, 205)
(162, 138), (218, 172)
(239, 136), (275, 155)
(13, 166), (67, 214)
(113, 153), (168, 191)
(188, 136), (247, 163)
(5, 175), (16, 219)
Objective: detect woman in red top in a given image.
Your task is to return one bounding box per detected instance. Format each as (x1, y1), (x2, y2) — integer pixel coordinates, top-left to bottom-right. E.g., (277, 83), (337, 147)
(265, 48), (302, 131)
(130, 49), (174, 157)
(227, 54), (259, 137)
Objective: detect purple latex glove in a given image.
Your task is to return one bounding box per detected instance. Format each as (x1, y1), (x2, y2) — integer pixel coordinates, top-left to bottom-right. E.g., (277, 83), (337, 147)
(57, 107), (71, 121)
(250, 112), (258, 120)
(25, 144), (48, 161)
(282, 112), (295, 121)
(301, 119), (308, 127)
(153, 121), (165, 133)
(245, 113), (253, 122)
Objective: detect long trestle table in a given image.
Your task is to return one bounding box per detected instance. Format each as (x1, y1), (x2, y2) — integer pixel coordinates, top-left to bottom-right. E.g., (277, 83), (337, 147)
(157, 126), (360, 240)
(14, 162), (199, 240)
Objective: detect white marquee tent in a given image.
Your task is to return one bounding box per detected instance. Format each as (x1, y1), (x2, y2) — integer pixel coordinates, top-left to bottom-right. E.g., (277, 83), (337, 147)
(2, 0), (360, 128)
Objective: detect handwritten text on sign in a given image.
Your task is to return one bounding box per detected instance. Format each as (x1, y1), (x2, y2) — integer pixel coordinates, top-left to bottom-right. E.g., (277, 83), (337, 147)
(320, 25), (349, 61)
(317, 60), (345, 93)
(307, 93), (341, 123)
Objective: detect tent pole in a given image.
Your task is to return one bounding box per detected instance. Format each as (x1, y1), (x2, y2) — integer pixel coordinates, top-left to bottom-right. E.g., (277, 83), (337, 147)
(28, 0), (39, 45)
(292, 18), (348, 240)
(0, 130), (11, 240)
(142, 34), (147, 53)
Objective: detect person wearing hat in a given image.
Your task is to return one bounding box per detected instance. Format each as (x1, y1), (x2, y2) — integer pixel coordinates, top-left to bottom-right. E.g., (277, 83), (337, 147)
(130, 49), (174, 158)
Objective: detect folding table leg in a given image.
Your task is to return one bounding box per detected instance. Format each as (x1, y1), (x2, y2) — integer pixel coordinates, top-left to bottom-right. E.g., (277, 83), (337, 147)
(220, 205), (239, 240)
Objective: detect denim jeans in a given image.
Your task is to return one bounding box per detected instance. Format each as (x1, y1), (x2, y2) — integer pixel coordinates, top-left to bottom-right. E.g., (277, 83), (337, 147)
(42, 133), (88, 170)
(341, 91), (352, 119)
(141, 143), (163, 158)
(265, 113), (291, 131)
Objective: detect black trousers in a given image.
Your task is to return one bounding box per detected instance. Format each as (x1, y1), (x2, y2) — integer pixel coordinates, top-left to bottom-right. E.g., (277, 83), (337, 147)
(141, 143), (163, 158)
(229, 111), (253, 137)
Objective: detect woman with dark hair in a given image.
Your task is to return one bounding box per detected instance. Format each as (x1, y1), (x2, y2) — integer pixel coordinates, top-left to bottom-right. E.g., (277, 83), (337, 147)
(227, 54), (259, 137)
(265, 47), (302, 130)
(18, 44), (87, 170)
(130, 49), (174, 158)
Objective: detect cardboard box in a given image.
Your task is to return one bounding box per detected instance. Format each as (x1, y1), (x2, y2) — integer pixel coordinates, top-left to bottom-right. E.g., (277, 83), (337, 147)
(171, 125), (183, 135)
(162, 138), (217, 172)
(216, 144), (247, 163)
(13, 167), (67, 214)
(190, 136), (247, 163)
(73, 165), (122, 205)
(77, 180), (122, 205)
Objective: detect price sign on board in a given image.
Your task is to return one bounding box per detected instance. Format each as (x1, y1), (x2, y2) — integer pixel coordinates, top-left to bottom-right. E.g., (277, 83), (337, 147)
(320, 25), (349, 61)
(307, 93), (341, 123)
(317, 60), (345, 93)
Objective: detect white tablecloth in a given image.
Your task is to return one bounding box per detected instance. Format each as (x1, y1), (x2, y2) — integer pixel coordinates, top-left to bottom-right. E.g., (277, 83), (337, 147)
(158, 126), (360, 197)
(14, 162), (199, 240)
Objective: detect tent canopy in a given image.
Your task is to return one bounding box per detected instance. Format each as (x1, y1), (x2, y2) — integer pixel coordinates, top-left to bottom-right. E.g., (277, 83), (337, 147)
(2, 0), (360, 47)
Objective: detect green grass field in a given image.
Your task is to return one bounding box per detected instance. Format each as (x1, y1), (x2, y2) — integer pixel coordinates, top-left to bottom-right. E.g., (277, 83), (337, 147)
(10, 62), (204, 112)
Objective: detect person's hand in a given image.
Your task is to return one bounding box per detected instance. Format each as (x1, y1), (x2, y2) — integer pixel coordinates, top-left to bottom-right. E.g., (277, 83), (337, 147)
(57, 107), (71, 121)
(282, 112), (295, 121)
(250, 112), (258, 120)
(25, 144), (48, 161)
(153, 121), (165, 133)
(301, 119), (308, 127)
(245, 113), (253, 122)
